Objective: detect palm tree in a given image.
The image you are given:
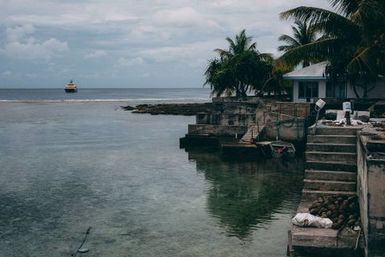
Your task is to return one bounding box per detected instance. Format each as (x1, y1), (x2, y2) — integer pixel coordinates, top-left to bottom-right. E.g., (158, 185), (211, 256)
(261, 59), (293, 98)
(279, 0), (385, 97)
(204, 30), (272, 97)
(278, 20), (318, 67)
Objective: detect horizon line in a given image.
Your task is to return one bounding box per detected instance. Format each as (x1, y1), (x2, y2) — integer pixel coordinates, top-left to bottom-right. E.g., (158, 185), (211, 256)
(0, 87), (209, 90)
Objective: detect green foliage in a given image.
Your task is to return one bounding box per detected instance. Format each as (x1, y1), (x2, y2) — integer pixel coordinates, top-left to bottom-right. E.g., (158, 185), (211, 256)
(278, 20), (319, 67)
(204, 30), (273, 97)
(279, 0), (385, 98)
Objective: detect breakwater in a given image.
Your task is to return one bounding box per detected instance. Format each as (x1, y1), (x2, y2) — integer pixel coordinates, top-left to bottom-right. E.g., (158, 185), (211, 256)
(122, 103), (213, 116)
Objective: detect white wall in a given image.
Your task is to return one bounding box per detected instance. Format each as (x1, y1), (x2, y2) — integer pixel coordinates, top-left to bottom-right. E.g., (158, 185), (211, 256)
(319, 80), (326, 98)
(347, 81), (385, 98)
(293, 81), (301, 102)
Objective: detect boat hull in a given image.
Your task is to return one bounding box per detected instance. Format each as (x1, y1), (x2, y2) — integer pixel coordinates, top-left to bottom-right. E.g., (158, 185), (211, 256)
(65, 88), (77, 93)
(269, 141), (296, 158)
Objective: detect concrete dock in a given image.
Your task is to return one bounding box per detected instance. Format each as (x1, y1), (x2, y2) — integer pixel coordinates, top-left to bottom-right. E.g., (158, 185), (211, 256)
(289, 125), (363, 255)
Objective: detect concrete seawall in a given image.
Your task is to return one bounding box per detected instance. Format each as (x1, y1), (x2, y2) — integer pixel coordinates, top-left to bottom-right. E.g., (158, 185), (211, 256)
(181, 97), (312, 148)
(357, 132), (385, 257)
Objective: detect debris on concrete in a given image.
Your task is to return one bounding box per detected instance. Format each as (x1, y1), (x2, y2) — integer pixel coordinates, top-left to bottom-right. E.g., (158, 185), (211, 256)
(308, 195), (360, 230)
(292, 213), (333, 228)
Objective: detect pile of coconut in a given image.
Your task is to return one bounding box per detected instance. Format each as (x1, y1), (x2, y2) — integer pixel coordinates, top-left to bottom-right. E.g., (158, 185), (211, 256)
(308, 195), (360, 230)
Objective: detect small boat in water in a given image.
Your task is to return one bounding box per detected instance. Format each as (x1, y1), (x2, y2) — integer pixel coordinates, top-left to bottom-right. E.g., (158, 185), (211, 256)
(269, 141), (296, 158)
(64, 80), (78, 93)
(256, 140), (296, 158)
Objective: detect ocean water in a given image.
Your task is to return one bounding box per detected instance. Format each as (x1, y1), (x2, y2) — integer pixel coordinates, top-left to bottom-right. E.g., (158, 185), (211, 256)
(0, 89), (304, 257)
(0, 88), (211, 103)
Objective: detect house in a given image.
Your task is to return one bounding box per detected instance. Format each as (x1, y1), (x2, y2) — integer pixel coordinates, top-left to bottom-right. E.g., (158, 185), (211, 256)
(283, 61), (385, 102)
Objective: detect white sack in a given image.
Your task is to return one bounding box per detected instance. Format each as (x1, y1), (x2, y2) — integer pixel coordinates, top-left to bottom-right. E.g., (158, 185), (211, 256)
(292, 213), (333, 229)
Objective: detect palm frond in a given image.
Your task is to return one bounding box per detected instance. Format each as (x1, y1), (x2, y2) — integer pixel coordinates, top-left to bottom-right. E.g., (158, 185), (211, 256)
(278, 34), (300, 48)
(328, 0), (359, 16)
(278, 37), (342, 66)
(281, 6), (360, 41)
(347, 46), (375, 74)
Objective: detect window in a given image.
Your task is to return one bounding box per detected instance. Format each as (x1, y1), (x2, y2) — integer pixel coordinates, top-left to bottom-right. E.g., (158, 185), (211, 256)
(298, 82), (319, 99)
(326, 81), (347, 98)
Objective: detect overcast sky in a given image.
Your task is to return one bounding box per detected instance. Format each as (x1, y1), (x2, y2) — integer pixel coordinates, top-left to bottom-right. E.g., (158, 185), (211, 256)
(0, 0), (330, 88)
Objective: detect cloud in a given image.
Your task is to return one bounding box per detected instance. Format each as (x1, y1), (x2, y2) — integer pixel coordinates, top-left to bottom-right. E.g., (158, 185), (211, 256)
(5, 24), (35, 41)
(117, 57), (144, 67)
(139, 40), (221, 63)
(1, 70), (12, 77)
(1, 25), (68, 60)
(84, 50), (107, 59)
(0, 0), (332, 88)
(152, 7), (220, 29)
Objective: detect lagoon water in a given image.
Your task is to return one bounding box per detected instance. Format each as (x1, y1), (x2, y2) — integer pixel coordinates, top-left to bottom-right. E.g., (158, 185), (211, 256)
(0, 88), (211, 103)
(0, 89), (304, 257)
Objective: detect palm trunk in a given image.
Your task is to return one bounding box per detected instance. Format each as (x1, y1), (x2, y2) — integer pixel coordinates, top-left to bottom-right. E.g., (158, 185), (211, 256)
(352, 84), (361, 98)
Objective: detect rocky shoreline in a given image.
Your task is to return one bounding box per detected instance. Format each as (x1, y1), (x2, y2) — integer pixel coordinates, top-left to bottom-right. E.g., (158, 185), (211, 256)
(121, 103), (212, 116)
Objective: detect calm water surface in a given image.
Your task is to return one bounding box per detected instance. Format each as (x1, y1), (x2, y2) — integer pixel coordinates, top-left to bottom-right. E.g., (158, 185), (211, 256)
(0, 102), (304, 257)
(0, 88), (211, 103)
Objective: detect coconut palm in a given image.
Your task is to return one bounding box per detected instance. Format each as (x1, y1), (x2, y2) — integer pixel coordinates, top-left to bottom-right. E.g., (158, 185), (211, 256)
(278, 20), (318, 67)
(279, 0), (385, 97)
(204, 30), (272, 97)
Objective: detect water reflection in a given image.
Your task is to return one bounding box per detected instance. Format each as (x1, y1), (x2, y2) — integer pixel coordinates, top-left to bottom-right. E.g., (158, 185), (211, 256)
(187, 149), (304, 239)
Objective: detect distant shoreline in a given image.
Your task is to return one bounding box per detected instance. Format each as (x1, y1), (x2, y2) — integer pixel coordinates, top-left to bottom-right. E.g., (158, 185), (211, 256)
(0, 99), (130, 103)
(0, 100), (212, 116)
(0, 99), (210, 104)
(124, 103), (212, 116)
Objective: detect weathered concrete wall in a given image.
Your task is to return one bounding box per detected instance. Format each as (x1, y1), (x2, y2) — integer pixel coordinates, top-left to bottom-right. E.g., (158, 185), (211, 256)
(190, 97), (310, 142)
(367, 159), (385, 257)
(357, 136), (369, 255)
(357, 134), (385, 257)
(264, 118), (306, 142)
(212, 96), (261, 104)
(198, 98), (263, 127)
(266, 102), (311, 118)
(188, 124), (247, 137)
(196, 113), (257, 126)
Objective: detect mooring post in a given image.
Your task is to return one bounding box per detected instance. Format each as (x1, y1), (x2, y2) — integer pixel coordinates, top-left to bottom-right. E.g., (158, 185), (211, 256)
(287, 230), (294, 257)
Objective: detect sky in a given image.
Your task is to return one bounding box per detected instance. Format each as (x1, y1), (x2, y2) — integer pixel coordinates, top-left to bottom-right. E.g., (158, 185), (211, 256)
(0, 0), (330, 88)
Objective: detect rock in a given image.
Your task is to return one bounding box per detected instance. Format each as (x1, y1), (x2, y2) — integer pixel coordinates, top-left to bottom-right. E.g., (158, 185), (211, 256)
(121, 105), (135, 111)
(347, 219), (356, 226)
(307, 195), (361, 230)
(131, 103), (213, 116)
(78, 248), (89, 253)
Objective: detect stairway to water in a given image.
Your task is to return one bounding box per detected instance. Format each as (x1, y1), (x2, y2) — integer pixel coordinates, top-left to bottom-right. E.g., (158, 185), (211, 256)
(288, 126), (363, 255)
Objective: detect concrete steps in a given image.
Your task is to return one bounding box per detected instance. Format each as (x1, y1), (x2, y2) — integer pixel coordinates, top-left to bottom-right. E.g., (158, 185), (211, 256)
(304, 127), (358, 200)
(307, 135), (356, 144)
(291, 126), (363, 254)
(306, 161), (357, 172)
(290, 126), (360, 252)
(309, 127), (360, 136)
(305, 170), (356, 181)
(240, 124), (265, 143)
(303, 179), (356, 192)
(306, 143), (356, 153)
(302, 189), (356, 201)
(305, 151), (357, 165)
(291, 226), (357, 249)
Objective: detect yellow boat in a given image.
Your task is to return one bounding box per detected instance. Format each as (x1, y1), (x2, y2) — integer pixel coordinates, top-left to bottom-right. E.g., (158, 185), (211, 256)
(64, 80), (78, 93)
